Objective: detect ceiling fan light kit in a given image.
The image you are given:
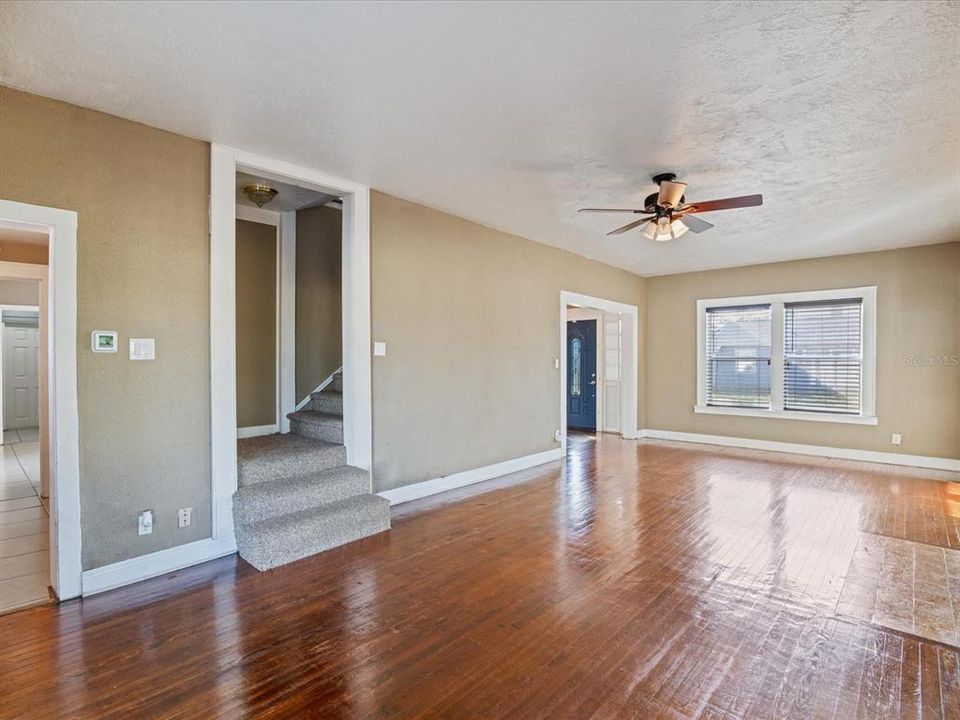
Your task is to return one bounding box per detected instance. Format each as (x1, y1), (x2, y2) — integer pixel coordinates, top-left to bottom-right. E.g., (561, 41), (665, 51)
(579, 173), (762, 242)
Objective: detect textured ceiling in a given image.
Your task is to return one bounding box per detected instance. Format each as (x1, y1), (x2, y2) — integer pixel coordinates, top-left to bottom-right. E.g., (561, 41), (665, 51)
(1, 1), (957, 276)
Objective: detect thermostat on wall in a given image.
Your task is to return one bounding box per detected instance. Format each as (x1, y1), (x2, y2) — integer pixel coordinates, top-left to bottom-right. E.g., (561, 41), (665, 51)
(91, 330), (118, 353)
(129, 338), (156, 360)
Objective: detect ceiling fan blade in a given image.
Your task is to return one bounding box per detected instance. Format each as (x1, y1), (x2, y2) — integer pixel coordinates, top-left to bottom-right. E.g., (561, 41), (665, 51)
(681, 194), (763, 214)
(607, 217), (654, 236)
(657, 180), (687, 208)
(578, 207), (645, 213)
(678, 214), (714, 233)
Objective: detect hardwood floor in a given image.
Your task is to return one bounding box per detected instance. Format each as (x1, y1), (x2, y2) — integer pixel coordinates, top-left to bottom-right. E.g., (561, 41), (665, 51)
(1, 434), (959, 719)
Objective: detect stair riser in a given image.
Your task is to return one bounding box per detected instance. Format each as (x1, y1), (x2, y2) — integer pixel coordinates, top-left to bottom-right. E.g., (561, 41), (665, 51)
(236, 503), (390, 571)
(238, 446), (347, 486)
(310, 394), (343, 415)
(290, 418), (343, 443)
(234, 474), (368, 524)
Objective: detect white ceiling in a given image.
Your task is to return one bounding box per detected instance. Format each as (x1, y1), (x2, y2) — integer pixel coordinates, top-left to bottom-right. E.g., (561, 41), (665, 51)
(1, 1), (957, 276)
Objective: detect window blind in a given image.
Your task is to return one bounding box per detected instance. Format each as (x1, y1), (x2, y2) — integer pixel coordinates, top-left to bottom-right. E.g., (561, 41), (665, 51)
(784, 299), (862, 414)
(706, 305), (772, 408)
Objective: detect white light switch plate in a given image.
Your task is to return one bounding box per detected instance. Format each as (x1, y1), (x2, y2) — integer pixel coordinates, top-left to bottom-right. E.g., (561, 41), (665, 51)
(129, 338), (156, 360)
(374, 341), (387, 357)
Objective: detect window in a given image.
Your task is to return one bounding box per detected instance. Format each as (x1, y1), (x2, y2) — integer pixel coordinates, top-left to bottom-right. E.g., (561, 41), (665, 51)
(570, 337), (582, 396)
(696, 287), (876, 424)
(705, 305), (771, 409)
(784, 299), (862, 414)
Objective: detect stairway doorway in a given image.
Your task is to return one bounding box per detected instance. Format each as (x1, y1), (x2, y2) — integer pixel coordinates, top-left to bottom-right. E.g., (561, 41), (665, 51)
(211, 146), (374, 552)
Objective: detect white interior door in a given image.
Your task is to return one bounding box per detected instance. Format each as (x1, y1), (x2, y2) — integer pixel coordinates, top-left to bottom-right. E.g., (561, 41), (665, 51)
(3, 323), (41, 430)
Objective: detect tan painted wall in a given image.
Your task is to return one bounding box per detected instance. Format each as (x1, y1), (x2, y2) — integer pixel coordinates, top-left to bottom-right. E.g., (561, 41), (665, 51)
(236, 219), (277, 427)
(0, 86), (211, 569)
(295, 205), (341, 401)
(644, 243), (960, 459)
(0, 241), (48, 264)
(0, 279), (40, 306)
(370, 192), (645, 491)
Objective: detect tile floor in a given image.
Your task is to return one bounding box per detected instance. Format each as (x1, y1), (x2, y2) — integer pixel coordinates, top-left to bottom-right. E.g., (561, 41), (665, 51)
(0, 428), (49, 615)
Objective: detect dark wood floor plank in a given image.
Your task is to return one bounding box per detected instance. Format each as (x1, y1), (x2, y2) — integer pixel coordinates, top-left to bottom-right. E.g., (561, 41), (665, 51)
(1, 434), (958, 719)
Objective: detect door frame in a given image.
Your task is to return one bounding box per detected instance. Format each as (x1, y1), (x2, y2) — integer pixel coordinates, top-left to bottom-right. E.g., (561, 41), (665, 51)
(210, 145), (373, 549)
(0, 201), (81, 600)
(0, 303), (42, 435)
(559, 291), (638, 455)
(234, 205), (282, 439)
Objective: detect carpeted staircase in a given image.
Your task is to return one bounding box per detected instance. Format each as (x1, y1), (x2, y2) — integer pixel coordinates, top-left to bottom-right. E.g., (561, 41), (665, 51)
(233, 372), (390, 570)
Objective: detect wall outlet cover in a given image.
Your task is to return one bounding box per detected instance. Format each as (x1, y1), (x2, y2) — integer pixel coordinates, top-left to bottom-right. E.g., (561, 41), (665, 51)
(891, 433), (902, 446)
(373, 341), (387, 357)
(138, 509), (153, 536)
(178, 507), (192, 528)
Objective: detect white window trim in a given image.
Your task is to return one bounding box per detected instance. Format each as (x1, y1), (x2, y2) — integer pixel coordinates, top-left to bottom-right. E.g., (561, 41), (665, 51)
(695, 286), (877, 425)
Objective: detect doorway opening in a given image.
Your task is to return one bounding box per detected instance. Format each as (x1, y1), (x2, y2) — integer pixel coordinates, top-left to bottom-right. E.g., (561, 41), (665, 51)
(234, 173), (343, 440)
(559, 292), (638, 454)
(210, 146), (372, 551)
(0, 205), (81, 610)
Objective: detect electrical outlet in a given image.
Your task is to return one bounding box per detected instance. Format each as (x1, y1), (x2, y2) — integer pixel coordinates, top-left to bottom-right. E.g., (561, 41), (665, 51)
(891, 433), (902, 446)
(178, 507), (192, 528)
(138, 510), (153, 536)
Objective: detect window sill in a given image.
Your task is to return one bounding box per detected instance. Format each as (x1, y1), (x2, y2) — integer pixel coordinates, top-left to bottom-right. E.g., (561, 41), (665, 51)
(693, 405), (878, 425)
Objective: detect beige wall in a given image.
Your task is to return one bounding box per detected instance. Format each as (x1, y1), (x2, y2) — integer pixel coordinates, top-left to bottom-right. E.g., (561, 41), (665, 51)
(295, 205), (341, 401)
(0, 86), (211, 569)
(370, 192), (645, 491)
(645, 243), (960, 459)
(236, 219), (277, 428)
(0, 279), (40, 306)
(0, 241), (48, 264)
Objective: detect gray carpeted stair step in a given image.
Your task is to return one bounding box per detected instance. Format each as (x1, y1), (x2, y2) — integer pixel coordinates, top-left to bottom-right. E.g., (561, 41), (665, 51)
(233, 465), (369, 524)
(310, 389), (343, 416)
(288, 410), (343, 443)
(235, 494), (391, 571)
(238, 434), (346, 486)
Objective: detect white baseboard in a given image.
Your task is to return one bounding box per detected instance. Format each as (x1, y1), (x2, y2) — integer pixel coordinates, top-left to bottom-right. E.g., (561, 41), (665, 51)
(378, 448), (564, 506)
(237, 424), (278, 439)
(639, 428), (960, 472)
(81, 537), (237, 596)
(295, 365), (342, 411)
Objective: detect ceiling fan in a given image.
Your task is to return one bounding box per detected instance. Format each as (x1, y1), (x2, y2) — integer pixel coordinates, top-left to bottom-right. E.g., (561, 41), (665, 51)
(579, 173), (763, 241)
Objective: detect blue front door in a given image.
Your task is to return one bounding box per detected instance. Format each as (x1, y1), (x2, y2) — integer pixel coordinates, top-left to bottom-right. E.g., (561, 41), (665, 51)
(567, 319), (597, 430)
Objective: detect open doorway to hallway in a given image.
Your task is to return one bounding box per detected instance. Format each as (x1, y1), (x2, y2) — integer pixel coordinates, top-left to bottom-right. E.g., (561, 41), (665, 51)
(560, 292), (639, 452)
(0, 221), (50, 614)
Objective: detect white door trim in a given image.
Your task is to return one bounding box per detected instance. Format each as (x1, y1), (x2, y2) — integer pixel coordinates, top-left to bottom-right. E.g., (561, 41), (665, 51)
(559, 291), (638, 455)
(211, 145), (373, 545)
(0, 201), (81, 601)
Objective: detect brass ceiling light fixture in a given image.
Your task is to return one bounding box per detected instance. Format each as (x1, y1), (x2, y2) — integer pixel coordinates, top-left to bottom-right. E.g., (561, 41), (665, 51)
(242, 182), (278, 208)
